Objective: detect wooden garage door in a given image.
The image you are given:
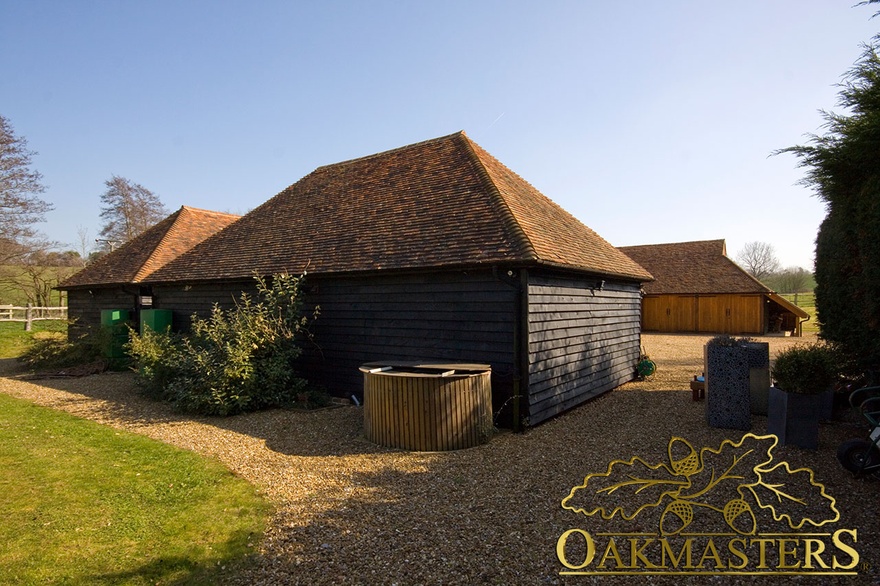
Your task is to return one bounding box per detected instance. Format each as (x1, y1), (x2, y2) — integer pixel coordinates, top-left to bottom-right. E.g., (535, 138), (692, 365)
(642, 295), (697, 332)
(697, 295), (764, 334)
(644, 295), (764, 334)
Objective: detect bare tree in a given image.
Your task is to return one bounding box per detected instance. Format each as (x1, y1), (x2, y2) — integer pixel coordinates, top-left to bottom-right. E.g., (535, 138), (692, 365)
(98, 175), (168, 249)
(0, 249), (79, 306)
(75, 225), (92, 266)
(735, 241), (781, 280)
(0, 115), (52, 263)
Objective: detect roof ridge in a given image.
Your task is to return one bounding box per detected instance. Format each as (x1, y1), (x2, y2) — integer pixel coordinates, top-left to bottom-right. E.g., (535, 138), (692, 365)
(621, 238), (725, 249)
(456, 134), (538, 261)
(314, 131), (466, 171)
(179, 205), (242, 218)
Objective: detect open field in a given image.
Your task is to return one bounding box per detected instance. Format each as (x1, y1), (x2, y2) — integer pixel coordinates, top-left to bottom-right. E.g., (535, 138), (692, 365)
(0, 265), (73, 307)
(779, 291), (818, 335)
(0, 332), (876, 585)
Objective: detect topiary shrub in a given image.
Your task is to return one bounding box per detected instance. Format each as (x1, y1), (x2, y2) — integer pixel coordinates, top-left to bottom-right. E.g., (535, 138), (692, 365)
(707, 335), (756, 348)
(127, 273), (318, 415)
(771, 343), (839, 395)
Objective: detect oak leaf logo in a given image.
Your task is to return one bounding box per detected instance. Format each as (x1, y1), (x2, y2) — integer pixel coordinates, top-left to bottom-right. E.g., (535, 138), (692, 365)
(561, 434), (839, 534)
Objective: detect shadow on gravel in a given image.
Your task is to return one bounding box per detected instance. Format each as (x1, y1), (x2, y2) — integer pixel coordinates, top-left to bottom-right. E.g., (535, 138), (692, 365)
(2, 364), (386, 457)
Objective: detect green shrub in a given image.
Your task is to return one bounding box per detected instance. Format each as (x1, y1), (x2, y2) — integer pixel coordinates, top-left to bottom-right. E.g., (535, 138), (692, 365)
(18, 327), (107, 370)
(783, 41), (880, 371)
(127, 327), (183, 399)
(706, 335), (756, 347)
(771, 343), (839, 394)
(127, 273), (317, 415)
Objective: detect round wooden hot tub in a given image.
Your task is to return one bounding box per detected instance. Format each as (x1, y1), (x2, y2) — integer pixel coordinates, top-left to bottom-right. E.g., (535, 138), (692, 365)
(360, 361), (493, 451)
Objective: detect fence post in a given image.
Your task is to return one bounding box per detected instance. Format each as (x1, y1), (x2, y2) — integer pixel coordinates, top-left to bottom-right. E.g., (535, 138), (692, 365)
(25, 303), (32, 331)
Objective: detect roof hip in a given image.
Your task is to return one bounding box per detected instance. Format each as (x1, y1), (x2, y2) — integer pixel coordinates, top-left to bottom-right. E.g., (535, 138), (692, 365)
(457, 133), (538, 261)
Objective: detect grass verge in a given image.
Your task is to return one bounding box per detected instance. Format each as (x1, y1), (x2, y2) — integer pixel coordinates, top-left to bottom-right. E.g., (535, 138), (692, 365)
(0, 392), (270, 585)
(0, 320), (67, 359)
(779, 292), (818, 335)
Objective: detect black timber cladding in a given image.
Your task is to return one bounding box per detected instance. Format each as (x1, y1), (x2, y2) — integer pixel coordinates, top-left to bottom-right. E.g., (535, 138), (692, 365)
(526, 273), (642, 425)
(300, 270), (518, 420)
(149, 270), (519, 421)
(80, 269), (644, 428)
(68, 288), (138, 337)
(152, 280), (258, 332)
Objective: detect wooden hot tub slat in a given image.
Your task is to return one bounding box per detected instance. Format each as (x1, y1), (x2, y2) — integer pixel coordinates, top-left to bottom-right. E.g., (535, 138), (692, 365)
(361, 365), (492, 451)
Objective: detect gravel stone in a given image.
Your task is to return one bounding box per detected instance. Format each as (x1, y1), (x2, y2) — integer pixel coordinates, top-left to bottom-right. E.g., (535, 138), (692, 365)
(0, 333), (877, 585)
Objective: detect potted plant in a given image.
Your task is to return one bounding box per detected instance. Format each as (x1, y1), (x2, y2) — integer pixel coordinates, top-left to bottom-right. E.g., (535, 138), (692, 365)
(768, 343), (838, 449)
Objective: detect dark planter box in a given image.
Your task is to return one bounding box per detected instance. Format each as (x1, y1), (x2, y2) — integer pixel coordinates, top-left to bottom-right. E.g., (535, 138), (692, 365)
(705, 344), (752, 431)
(745, 342), (770, 415)
(767, 386), (820, 450)
(820, 389), (835, 422)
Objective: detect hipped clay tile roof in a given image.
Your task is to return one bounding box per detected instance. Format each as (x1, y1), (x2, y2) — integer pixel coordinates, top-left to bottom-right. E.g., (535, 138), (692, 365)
(146, 132), (651, 283)
(618, 239), (770, 295)
(59, 206), (241, 289)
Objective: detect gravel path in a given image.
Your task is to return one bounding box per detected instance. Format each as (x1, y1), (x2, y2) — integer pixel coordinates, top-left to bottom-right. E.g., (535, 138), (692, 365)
(1, 333), (877, 585)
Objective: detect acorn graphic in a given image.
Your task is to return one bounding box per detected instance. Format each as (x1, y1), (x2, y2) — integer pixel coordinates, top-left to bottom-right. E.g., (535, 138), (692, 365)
(723, 498), (757, 535)
(660, 500), (694, 535)
(668, 438), (700, 476)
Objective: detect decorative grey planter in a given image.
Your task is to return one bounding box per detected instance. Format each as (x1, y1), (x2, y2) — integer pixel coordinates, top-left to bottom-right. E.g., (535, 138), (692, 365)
(767, 386), (820, 450)
(745, 342), (770, 415)
(705, 343), (752, 431)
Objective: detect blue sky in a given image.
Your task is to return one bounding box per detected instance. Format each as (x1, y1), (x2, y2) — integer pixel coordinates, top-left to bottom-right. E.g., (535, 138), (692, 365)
(2, 1), (877, 269)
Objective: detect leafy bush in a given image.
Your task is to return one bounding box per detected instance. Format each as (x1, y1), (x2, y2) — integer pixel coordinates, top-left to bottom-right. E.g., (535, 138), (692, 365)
(18, 327), (107, 370)
(127, 327), (183, 396)
(128, 273), (317, 415)
(771, 343), (839, 395)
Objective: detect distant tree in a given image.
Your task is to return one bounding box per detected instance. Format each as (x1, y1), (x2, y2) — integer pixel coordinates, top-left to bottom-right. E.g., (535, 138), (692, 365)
(30, 249), (82, 267)
(0, 249), (79, 306)
(87, 249), (107, 263)
(735, 241), (781, 280)
(0, 115), (52, 263)
(766, 267), (813, 294)
(780, 33), (880, 370)
(98, 175), (167, 248)
(74, 225), (92, 266)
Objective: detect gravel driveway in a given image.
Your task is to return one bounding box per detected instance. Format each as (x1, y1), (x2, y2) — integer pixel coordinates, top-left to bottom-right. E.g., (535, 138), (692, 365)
(1, 333), (877, 585)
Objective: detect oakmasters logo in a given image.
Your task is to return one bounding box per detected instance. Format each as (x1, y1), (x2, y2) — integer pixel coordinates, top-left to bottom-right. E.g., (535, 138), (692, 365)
(557, 434), (862, 577)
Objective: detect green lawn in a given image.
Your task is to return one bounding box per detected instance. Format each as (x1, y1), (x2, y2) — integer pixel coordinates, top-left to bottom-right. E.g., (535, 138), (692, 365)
(0, 320), (68, 359)
(778, 292), (819, 335)
(0, 393), (270, 585)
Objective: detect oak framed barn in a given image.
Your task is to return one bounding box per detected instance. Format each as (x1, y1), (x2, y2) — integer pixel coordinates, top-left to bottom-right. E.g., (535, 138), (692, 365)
(619, 240), (809, 336)
(61, 132), (652, 428)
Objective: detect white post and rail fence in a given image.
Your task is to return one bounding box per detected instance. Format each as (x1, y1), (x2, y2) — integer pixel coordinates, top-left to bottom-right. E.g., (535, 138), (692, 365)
(0, 304), (68, 331)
